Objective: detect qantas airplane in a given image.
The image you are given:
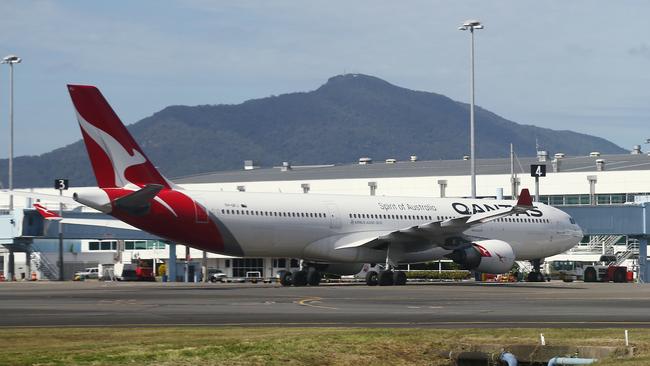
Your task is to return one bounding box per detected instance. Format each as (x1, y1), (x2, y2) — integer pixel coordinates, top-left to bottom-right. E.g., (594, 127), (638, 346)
(29, 85), (584, 286)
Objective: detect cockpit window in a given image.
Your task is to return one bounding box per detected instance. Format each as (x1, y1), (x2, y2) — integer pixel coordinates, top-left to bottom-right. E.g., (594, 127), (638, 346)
(569, 218), (576, 224)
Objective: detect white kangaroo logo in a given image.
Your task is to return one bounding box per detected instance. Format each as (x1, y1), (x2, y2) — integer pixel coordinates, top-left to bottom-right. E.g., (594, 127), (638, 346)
(75, 112), (179, 217)
(76, 111), (146, 187)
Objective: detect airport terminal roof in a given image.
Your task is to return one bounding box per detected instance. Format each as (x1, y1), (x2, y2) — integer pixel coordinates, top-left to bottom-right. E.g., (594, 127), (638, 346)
(173, 153), (650, 184)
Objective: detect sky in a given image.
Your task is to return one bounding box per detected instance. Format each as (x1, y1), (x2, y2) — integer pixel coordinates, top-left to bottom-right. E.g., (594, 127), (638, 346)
(0, 0), (648, 158)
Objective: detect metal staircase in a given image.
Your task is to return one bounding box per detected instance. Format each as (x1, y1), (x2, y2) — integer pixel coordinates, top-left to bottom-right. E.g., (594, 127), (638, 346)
(569, 235), (623, 255)
(30, 251), (59, 280)
(613, 239), (640, 266)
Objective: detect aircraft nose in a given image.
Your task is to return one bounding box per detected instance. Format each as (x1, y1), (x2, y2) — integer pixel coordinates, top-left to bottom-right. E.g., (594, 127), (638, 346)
(575, 225), (584, 239)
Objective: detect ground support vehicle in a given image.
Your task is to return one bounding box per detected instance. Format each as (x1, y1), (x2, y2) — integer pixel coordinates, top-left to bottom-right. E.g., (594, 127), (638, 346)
(546, 259), (630, 283)
(114, 259), (155, 281)
(74, 267), (99, 281)
(583, 264), (629, 283)
(208, 269), (227, 283)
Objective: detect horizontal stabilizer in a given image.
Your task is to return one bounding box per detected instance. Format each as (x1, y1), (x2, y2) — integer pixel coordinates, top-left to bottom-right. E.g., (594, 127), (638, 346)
(114, 184), (164, 216)
(1, 190), (78, 206)
(59, 218), (138, 231)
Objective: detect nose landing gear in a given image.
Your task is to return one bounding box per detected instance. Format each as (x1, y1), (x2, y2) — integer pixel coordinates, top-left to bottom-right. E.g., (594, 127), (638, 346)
(527, 259), (548, 282)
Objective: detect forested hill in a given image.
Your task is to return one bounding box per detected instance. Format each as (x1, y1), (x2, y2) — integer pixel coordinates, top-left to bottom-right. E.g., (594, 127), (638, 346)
(1, 73), (625, 188)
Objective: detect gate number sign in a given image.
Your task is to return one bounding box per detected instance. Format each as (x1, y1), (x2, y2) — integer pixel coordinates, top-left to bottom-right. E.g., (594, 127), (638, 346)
(54, 179), (69, 190)
(530, 165), (546, 178)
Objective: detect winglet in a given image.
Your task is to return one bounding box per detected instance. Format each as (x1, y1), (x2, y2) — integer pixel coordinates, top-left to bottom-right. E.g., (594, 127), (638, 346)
(517, 188), (533, 207)
(33, 203), (62, 221)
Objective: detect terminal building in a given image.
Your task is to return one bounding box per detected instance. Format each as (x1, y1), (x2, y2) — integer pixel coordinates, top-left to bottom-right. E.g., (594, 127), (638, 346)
(2, 148), (649, 281)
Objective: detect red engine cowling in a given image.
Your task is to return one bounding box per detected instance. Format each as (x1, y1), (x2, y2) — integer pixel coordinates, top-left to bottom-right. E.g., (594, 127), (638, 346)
(448, 239), (515, 274)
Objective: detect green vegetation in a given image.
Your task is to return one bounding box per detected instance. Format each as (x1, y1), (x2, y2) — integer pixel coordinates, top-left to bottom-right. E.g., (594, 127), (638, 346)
(1, 74), (624, 188)
(0, 327), (647, 366)
(405, 270), (471, 280)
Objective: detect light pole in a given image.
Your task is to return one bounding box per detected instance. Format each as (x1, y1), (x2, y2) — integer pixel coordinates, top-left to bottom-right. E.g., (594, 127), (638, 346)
(458, 20), (483, 198)
(1, 54), (21, 211)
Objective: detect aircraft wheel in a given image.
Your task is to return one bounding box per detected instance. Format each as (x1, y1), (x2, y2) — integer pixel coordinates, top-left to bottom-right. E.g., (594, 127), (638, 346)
(378, 270), (394, 286)
(307, 268), (321, 286)
(292, 270), (308, 287)
(613, 267), (627, 283)
(365, 271), (379, 286)
(583, 267), (597, 283)
(393, 271), (407, 286)
(279, 270), (292, 287)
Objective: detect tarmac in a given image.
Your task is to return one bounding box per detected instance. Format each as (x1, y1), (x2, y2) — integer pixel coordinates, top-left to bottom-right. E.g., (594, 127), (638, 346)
(1, 280), (649, 328)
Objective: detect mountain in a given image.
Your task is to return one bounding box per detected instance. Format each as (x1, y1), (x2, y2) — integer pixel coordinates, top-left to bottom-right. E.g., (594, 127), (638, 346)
(0, 74), (626, 188)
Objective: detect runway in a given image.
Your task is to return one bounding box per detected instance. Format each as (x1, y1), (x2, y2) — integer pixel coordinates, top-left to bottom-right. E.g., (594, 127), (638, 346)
(1, 281), (649, 328)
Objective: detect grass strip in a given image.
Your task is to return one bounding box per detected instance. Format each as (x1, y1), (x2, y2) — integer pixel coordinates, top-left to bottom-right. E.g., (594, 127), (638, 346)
(0, 327), (648, 365)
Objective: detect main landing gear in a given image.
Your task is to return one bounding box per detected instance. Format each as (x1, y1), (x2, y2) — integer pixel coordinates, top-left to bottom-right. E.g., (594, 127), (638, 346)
(279, 266), (322, 287)
(527, 259), (548, 282)
(365, 246), (408, 286)
(365, 269), (407, 286)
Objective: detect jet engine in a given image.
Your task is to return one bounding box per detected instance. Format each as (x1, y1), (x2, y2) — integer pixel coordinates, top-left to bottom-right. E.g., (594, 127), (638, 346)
(446, 239), (515, 274)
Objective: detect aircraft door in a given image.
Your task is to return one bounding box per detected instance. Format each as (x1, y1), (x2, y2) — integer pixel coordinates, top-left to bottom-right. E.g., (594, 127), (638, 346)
(327, 204), (341, 229)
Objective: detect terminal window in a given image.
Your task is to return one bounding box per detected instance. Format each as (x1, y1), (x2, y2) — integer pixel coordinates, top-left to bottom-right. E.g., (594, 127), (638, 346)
(232, 258), (264, 277)
(88, 241), (117, 251)
(125, 241), (148, 250)
(273, 258), (287, 268)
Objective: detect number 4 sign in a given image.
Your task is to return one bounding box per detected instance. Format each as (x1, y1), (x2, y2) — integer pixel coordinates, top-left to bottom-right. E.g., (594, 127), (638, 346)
(530, 164), (546, 177)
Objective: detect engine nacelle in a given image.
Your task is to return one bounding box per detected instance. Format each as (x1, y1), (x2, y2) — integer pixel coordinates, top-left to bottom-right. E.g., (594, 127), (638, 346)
(447, 239), (515, 274)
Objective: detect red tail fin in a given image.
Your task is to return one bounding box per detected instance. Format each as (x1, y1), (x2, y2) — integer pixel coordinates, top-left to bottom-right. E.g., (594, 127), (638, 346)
(33, 203), (62, 220)
(517, 188), (533, 207)
(67, 85), (170, 189)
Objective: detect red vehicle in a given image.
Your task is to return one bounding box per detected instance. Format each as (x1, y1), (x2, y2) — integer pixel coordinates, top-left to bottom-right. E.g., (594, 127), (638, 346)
(134, 259), (155, 281)
(115, 259), (155, 281)
(583, 264), (629, 283)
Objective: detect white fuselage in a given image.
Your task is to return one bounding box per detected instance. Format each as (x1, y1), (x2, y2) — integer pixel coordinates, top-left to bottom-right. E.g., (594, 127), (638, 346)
(185, 190), (583, 264)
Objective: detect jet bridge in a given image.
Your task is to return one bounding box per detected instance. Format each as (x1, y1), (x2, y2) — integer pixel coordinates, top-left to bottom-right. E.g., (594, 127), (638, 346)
(0, 208), (162, 281)
(559, 203), (650, 283)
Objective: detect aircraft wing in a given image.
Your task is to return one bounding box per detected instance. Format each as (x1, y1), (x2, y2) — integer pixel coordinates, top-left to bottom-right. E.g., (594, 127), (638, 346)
(336, 189), (535, 251)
